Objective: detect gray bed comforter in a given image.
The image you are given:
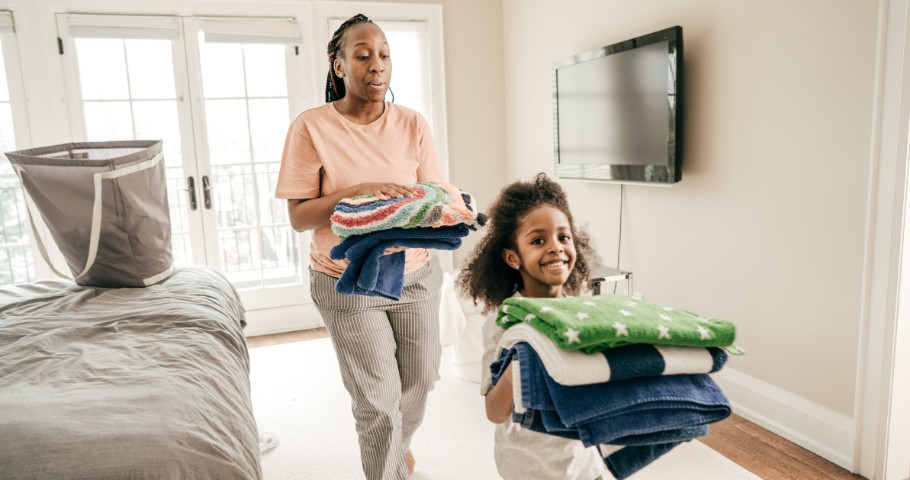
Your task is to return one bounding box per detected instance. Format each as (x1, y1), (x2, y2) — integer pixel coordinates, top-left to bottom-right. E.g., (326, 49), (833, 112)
(0, 267), (261, 479)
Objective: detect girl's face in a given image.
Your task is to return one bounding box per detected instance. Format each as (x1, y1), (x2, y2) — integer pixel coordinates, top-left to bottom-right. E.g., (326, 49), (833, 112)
(502, 204), (577, 298)
(335, 23), (392, 105)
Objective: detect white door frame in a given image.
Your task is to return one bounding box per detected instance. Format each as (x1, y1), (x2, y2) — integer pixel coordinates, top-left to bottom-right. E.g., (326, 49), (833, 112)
(857, 0), (910, 478)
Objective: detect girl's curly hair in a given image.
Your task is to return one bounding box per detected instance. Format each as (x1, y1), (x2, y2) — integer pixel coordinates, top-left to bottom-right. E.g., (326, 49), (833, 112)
(456, 173), (600, 314)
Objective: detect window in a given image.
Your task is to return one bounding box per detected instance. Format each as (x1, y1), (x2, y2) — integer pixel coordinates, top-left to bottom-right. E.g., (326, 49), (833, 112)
(0, 11), (34, 284)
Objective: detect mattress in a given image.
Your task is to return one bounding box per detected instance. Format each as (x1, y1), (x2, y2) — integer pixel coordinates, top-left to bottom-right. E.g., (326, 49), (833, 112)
(0, 267), (261, 479)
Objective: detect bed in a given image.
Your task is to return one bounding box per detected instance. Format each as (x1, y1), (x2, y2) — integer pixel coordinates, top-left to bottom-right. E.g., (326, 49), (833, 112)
(0, 266), (262, 479)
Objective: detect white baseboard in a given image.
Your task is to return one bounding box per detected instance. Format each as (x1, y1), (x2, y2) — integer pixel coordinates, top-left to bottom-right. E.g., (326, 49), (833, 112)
(713, 367), (856, 471)
(243, 303), (323, 338)
(241, 268), (467, 340)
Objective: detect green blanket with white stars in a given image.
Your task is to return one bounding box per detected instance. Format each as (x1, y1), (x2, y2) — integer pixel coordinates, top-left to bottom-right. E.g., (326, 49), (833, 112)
(496, 295), (737, 353)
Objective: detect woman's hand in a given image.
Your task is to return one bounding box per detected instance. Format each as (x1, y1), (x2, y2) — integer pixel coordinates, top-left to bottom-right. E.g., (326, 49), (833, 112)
(353, 182), (418, 199)
(285, 182), (418, 232)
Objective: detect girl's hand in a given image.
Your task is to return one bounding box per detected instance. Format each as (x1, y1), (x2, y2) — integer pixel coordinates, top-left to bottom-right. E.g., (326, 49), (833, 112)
(484, 362), (515, 424)
(500, 363), (514, 389)
(383, 246), (406, 255)
(354, 182), (418, 199)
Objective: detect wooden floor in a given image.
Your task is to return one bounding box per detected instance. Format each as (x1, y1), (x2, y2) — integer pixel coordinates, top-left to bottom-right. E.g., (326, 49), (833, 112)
(247, 329), (866, 480)
(700, 414), (865, 479)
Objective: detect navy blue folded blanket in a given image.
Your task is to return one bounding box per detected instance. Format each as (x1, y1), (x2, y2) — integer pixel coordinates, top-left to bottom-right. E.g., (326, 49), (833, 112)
(492, 343), (731, 447)
(330, 224), (468, 300)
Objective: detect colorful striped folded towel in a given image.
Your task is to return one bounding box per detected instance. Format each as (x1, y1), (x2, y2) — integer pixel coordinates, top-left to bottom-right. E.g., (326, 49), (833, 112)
(496, 295), (737, 354)
(330, 181), (486, 239)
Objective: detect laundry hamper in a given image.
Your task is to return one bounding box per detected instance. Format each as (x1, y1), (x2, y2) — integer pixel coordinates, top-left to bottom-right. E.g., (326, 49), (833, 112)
(6, 140), (174, 287)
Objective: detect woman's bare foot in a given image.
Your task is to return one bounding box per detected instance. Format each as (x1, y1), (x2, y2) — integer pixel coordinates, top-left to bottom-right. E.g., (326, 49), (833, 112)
(405, 450), (415, 474)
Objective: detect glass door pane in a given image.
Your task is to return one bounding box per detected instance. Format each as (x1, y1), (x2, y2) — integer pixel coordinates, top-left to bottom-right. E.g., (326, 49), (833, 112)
(379, 21), (433, 128)
(196, 35), (299, 291)
(0, 109), (33, 283)
(0, 24), (35, 284)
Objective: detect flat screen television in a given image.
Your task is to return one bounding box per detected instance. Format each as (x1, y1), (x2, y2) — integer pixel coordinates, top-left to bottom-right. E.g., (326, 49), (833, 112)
(552, 25), (683, 185)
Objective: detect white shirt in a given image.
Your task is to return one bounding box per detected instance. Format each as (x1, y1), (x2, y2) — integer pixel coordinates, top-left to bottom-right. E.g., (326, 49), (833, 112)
(480, 305), (605, 480)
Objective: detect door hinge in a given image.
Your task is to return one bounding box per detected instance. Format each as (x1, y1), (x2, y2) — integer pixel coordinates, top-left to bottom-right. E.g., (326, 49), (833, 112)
(57, 37), (63, 55)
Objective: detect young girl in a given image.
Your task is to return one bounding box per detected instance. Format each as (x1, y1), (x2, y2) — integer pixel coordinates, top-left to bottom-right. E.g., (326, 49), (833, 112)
(457, 173), (605, 480)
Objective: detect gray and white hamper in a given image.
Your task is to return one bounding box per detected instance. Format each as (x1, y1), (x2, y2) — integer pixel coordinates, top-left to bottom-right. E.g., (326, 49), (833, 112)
(6, 140), (174, 287)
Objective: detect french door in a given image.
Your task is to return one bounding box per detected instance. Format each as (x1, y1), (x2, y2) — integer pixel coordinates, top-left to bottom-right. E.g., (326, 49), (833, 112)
(56, 13), (308, 311)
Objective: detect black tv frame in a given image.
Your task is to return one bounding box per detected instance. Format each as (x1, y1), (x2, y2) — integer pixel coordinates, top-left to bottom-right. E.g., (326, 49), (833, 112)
(552, 25), (683, 185)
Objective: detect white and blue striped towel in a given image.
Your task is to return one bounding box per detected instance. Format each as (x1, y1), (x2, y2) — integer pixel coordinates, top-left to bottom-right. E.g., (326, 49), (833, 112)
(495, 323), (727, 386)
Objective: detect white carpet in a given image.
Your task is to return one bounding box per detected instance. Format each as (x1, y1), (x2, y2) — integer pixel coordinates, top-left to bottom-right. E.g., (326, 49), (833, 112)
(249, 338), (762, 480)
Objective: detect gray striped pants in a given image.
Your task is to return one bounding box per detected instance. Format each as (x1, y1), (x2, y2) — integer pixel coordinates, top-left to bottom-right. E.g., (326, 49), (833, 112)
(309, 258), (443, 480)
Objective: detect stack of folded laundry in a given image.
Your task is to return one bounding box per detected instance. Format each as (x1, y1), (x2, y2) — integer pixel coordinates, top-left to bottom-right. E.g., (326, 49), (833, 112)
(489, 294), (742, 479)
(329, 181), (486, 300)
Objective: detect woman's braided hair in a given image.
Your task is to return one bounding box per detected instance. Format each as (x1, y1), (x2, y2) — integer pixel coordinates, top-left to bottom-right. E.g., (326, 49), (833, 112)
(456, 173), (600, 314)
(325, 13), (373, 102)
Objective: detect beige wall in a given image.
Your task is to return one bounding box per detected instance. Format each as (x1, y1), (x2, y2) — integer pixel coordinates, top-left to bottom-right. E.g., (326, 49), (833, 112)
(500, 0), (879, 416)
(431, 0), (507, 259)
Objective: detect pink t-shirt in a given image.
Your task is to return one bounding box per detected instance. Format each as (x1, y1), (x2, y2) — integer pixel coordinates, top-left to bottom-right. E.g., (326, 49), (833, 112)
(275, 102), (445, 277)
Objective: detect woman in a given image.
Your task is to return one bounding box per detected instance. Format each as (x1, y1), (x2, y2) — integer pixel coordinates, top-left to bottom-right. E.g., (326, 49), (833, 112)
(275, 13), (445, 480)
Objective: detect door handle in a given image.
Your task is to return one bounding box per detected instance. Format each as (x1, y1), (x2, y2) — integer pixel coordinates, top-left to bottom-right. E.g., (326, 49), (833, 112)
(202, 175), (212, 210)
(184, 176), (197, 210)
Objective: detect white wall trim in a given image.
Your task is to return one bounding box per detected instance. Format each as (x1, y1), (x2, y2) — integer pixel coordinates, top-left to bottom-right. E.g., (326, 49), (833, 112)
(245, 268), (469, 340)
(857, 0), (910, 478)
(243, 303), (323, 338)
(878, 0), (910, 477)
(714, 367), (855, 470)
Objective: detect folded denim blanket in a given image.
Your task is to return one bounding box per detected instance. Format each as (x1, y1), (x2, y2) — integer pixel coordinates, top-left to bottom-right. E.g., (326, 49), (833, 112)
(330, 225), (468, 300)
(494, 344), (731, 447)
(496, 323), (727, 385)
(515, 407), (707, 445)
(496, 295), (737, 353)
(602, 441), (689, 480)
(330, 181), (486, 239)
(522, 408), (703, 480)
(490, 344), (716, 480)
